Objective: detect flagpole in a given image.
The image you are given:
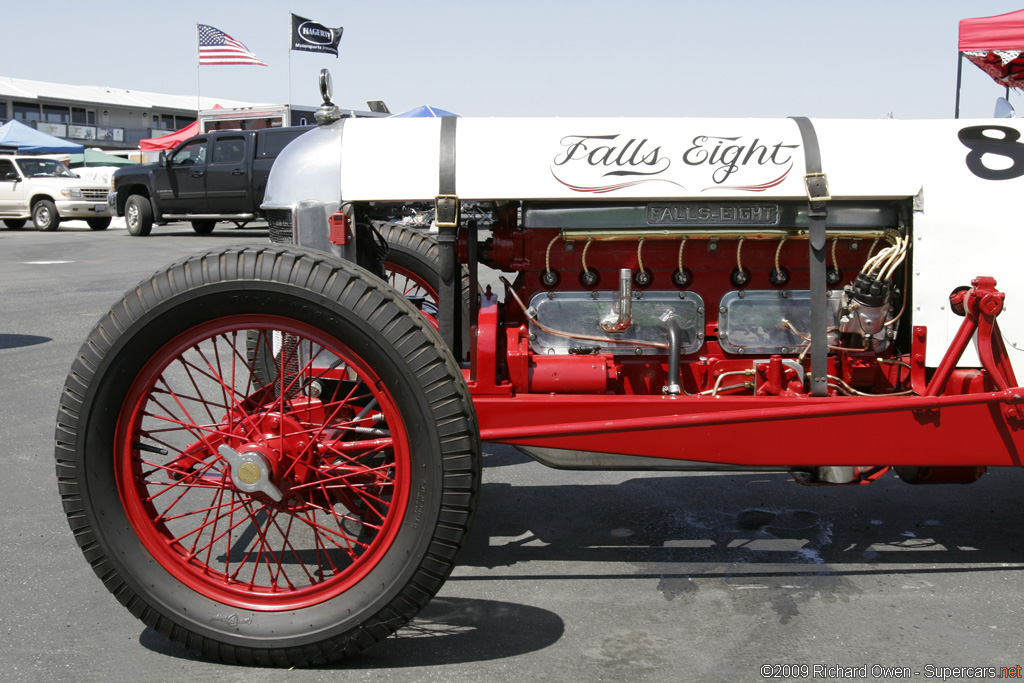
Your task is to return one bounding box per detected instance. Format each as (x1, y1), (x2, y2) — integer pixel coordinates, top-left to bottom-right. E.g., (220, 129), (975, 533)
(196, 23), (202, 114)
(287, 13), (293, 114)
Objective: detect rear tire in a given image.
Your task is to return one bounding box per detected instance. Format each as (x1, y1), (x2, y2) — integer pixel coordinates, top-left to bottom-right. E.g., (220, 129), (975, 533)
(55, 245), (480, 666)
(32, 200), (60, 231)
(190, 219), (216, 234)
(87, 218), (111, 231)
(375, 222), (473, 355)
(125, 195), (153, 236)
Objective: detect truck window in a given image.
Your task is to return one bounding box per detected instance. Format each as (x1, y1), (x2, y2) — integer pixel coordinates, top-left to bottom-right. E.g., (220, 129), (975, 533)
(211, 137), (246, 165)
(257, 128), (311, 159)
(172, 140), (207, 166)
(0, 158), (16, 180)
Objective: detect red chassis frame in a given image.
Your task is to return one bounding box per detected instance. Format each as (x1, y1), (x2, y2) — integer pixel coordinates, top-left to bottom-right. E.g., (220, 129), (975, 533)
(465, 276), (1024, 470)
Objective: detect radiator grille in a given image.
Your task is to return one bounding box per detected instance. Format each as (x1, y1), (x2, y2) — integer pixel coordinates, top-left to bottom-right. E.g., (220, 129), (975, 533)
(266, 209), (295, 245)
(81, 189), (108, 201)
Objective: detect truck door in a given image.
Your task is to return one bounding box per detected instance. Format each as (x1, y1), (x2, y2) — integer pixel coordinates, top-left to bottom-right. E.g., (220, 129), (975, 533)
(155, 138), (209, 214)
(0, 158), (23, 217)
(205, 135), (249, 214)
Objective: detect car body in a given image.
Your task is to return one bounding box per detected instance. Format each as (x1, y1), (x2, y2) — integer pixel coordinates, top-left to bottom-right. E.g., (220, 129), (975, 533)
(0, 154), (111, 230)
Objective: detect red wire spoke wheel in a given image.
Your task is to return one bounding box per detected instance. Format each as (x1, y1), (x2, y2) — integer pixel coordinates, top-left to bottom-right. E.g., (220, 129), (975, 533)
(55, 246), (480, 666)
(118, 315), (409, 610)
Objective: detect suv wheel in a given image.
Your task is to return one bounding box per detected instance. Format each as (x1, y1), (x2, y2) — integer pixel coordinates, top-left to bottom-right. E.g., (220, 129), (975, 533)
(32, 200), (60, 231)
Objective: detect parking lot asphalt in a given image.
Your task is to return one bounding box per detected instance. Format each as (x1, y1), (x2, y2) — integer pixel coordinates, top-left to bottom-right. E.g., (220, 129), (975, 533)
(4, 222), (1024, 682)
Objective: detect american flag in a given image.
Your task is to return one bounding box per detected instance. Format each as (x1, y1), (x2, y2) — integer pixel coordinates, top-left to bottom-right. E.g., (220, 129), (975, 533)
(197, 24), (267, 66)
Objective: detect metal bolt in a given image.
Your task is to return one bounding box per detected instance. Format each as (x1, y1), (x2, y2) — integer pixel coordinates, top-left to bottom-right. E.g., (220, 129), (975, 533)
(547, 291), (555, 300)
(634, 348), (642, 355)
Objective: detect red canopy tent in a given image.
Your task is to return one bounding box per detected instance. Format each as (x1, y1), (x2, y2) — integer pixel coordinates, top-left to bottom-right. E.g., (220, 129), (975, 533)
(956, 9), (1024, 117)
(139, 120), (199, 151)
(138, 105), (222, 151)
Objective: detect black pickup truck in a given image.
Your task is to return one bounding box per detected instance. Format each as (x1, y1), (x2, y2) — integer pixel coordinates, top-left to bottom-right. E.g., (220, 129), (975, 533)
(109, 126), (313, 236)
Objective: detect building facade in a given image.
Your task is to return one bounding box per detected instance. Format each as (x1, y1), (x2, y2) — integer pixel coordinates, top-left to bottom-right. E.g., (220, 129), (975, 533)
(0, 77), (264, 152)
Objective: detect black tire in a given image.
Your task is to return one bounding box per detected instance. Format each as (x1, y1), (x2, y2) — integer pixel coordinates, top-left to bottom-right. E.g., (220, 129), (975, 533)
(191, 219), (216, 234)
(87, 217), (111, 231)
(32, 200), (60, 231)
(4, 219), (26, 229)
(246, 223), (472, 389)
(55, 245), (481, 666)
(125, 195), (153, 236)
(374, 222), (473, 356)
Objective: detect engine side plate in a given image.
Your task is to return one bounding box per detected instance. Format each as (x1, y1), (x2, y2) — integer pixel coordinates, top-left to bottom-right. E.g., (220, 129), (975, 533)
(718, 290), (842, 354)
(529, 291), (705, 356)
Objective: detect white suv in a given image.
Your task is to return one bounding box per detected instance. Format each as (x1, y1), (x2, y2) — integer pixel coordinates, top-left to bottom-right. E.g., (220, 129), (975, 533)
(0, 154), (112, 231)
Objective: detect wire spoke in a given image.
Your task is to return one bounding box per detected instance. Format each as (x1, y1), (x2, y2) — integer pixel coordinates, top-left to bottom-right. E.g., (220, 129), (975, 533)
(120, 317), (408, 606)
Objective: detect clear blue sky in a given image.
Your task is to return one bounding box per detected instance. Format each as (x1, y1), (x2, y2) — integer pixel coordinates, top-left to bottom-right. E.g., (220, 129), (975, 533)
(5, 1), (1024, 118)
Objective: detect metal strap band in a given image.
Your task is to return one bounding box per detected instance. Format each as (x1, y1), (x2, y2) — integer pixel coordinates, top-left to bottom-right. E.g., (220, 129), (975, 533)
(435, 115), (461, 357)
(789, 116), (828, 397)
(436, 116), (459, 227)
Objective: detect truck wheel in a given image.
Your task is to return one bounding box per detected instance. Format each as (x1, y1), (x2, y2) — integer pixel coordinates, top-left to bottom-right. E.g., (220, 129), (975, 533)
(125, 195), (153, 236)
(375, 222), (473, 354)
(55, 245), (480, 666)
(4, 219), (26, 229)
(32, 200), (60, 231)
(87, 218), (111, 231)
(191, 220), (216, 234)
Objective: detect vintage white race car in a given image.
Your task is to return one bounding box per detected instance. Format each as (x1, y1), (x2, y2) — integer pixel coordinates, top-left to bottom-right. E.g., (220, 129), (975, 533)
(55, 71), (1024, 666)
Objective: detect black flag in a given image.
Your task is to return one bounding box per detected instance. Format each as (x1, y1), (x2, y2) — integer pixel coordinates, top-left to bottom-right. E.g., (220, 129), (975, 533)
(290, 14), (343, 57)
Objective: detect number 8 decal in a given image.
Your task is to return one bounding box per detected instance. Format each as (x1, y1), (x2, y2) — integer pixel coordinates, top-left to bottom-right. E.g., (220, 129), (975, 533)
(958, 125), (1024, 180)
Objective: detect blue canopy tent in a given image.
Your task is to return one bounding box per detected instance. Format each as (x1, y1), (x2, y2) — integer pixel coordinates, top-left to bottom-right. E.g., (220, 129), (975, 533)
(390, 105), (458, 118)
(0, 120), (84, 154)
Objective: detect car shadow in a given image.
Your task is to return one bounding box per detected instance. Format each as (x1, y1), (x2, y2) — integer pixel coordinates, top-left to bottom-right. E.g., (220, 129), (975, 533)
(0, 333), (51, 349)
(459, 459), (1024, 573)
(138, 596), (564, 667)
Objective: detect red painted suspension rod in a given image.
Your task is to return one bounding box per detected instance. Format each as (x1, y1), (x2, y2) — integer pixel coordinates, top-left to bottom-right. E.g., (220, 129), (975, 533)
(477, 388), (1024, 442)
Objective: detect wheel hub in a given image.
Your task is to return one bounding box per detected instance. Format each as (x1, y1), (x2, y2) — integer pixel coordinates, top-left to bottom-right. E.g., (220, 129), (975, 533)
(218, 444), (283, 502)
(217, 410), (321, 502)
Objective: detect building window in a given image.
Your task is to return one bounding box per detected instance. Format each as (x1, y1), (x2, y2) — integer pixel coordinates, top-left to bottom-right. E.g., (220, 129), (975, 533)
(153, 114), (175, 130)
(71, 107), (96, 125)
(13, 101), (40, 123)
(42, 105), (69, 123)
(0, 102), (7, 121)
(176, 115), (196, 129)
